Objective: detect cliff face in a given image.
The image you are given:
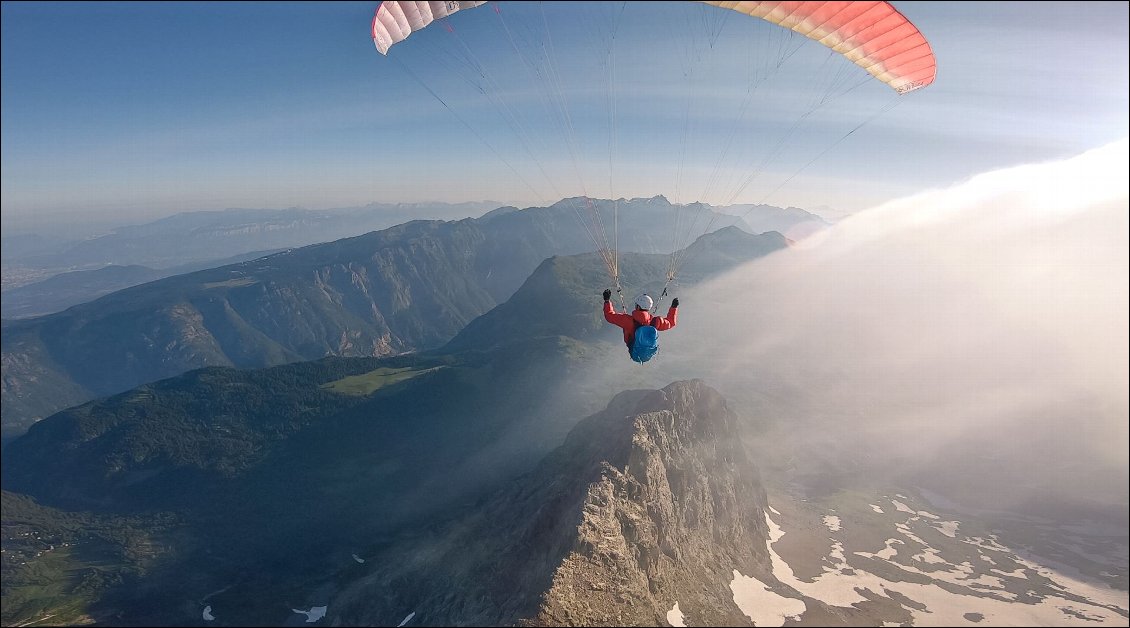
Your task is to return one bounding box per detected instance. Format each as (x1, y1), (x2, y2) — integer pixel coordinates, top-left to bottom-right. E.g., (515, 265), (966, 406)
(331, 379), (771, 627)
(530, 380), (770, 627)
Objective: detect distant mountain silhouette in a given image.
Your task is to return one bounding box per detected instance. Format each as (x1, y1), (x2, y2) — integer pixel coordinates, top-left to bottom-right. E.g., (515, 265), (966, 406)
(1, 250), (282, 320)
(6, 202), (503, 273)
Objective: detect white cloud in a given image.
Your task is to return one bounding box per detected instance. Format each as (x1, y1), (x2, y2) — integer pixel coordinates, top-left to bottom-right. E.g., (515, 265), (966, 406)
(665, 138), (1129, 511)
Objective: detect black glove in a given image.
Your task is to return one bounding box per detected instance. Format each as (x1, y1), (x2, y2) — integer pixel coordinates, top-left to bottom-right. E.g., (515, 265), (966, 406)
(671, 298), (680, 308)
(602, 289), (612, 302)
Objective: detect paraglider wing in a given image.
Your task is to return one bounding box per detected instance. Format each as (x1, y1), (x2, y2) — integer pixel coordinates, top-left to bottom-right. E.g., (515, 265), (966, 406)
(700, 1), (936, 93)
(374, 2), (936, 90)
(372, 1), (489, 55)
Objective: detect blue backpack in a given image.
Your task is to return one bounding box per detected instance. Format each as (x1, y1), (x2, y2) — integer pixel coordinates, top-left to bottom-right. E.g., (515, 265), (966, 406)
(629, 319), (660, 363)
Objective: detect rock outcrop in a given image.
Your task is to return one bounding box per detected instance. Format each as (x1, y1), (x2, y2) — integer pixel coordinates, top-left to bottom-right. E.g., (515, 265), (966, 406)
(529, 379), (770, 627)
(331, 379), (771, 627)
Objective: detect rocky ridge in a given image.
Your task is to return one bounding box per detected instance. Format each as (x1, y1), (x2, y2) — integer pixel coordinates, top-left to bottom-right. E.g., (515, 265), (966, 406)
(331, 379), (771, 627)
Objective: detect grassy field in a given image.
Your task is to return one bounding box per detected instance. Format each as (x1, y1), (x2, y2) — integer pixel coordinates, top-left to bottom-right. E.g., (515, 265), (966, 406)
(200, 277), (259, 289)
(1, 544), (111, 627)
(320, 366), (440, 396)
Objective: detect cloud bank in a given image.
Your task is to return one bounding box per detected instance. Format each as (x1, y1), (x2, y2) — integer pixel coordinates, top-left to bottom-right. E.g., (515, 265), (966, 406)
(659, 138), (1129, 517)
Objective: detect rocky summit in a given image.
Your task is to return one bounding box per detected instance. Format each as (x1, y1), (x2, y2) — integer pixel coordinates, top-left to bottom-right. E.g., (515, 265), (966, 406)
(331, 379), (772, 627)
(530, 380), (772, 627)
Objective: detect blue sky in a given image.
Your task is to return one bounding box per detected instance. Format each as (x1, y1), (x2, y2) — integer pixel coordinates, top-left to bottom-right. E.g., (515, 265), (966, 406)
(2, 1), (1127, 231)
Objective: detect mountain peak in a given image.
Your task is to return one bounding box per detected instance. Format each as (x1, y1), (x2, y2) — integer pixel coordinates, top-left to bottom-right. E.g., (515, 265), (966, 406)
(530, 379), (771, 626)
(331, 379), (772, 627)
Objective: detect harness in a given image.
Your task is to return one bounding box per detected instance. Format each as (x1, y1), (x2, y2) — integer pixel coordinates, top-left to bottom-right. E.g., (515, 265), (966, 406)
(629, 315), (660, 344)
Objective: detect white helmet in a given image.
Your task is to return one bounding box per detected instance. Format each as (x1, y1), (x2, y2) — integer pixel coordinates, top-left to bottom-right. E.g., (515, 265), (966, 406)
(635, 293), (653, 311)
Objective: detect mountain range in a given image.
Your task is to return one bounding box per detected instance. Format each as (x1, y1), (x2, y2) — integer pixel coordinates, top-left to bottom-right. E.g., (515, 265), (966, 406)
(1, 202), (504, 280)
(1, 199), (826, 293)
(1, 217), (789, 624)
(1, 196), (802, 440)
(0, 250), (284, 320)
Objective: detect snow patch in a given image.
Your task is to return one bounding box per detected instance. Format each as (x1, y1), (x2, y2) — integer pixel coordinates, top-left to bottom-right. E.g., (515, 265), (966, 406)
(764, 503), (1129, 625)
(666, 602), (685, 627)
(932, 520), (960, 538)
(730, 569), (806, 626)
(292, 606), (327, 623)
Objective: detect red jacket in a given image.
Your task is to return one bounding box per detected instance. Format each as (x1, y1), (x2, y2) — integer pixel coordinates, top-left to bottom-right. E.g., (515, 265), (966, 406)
(604, 301), (677, 345)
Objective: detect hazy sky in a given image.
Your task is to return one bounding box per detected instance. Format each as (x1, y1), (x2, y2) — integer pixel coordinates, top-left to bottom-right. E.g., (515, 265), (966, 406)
(2, 2), (1128, 231)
